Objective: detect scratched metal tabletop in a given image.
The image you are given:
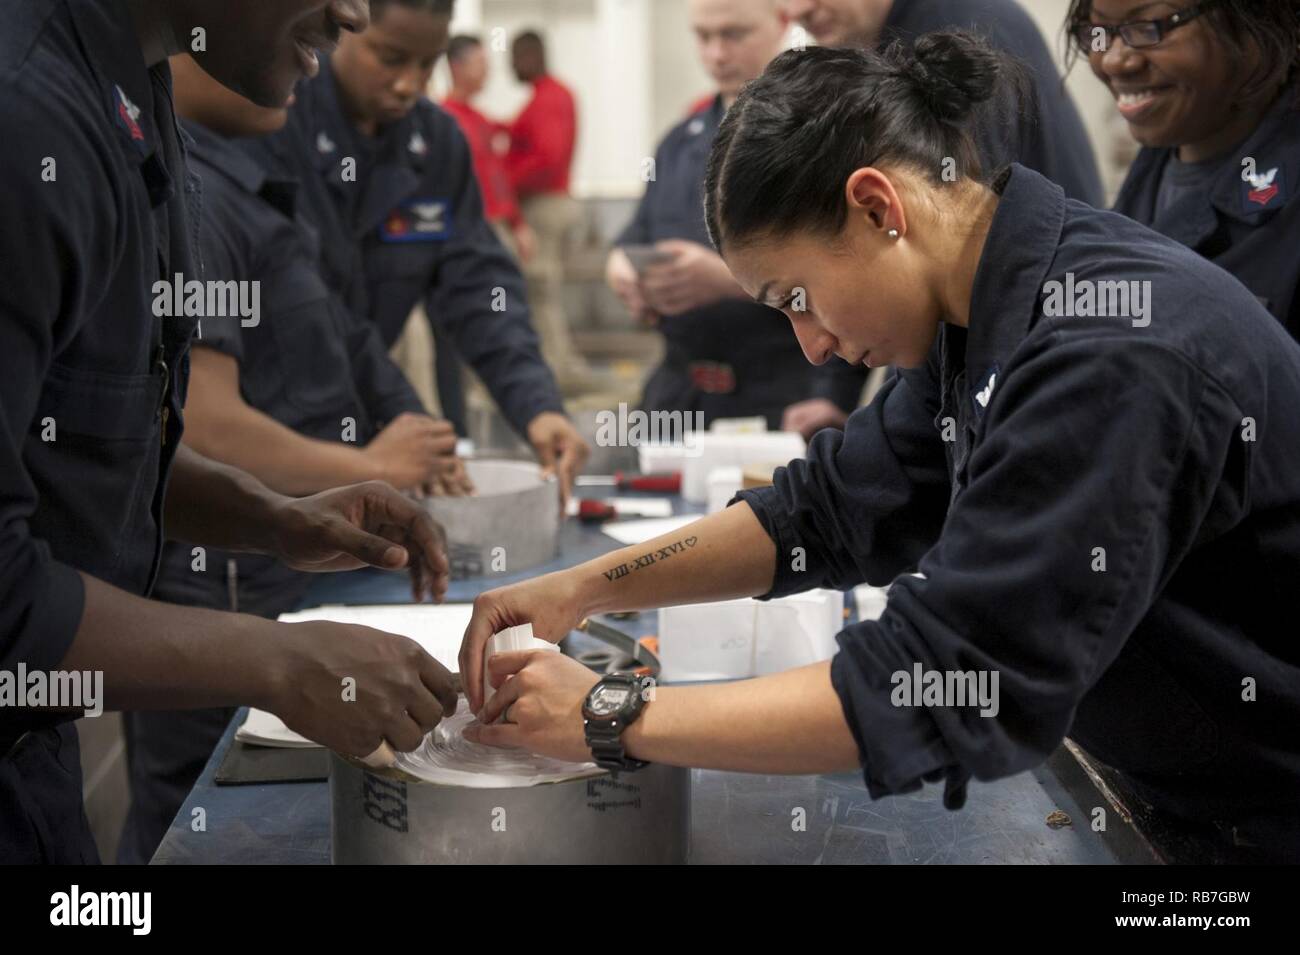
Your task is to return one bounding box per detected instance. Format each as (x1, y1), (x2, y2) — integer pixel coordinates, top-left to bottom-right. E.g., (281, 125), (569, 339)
(152, 490), (1121, 864)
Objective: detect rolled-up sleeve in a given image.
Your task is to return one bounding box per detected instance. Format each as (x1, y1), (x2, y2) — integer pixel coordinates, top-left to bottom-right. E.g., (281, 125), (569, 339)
(830, 336), (1235, 802)
(735, 353), (951, 596)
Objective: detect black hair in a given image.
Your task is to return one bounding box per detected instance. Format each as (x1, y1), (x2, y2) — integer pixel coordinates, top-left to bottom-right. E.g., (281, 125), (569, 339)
(704, 31), (1024, 254)
(447, 34), (482, 63)
(370, 0), (456, 20)
(513, 30), (545, 52)
(1063, 0), (1300, 106)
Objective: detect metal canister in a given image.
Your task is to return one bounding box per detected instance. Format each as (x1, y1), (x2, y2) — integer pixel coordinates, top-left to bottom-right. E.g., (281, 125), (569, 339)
(329, 757), (691, 864)
(424, 459), (560, 578)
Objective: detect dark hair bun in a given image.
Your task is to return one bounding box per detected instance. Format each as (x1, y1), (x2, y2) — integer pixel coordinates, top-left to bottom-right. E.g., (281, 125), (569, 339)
(904, 31), (1003, 124)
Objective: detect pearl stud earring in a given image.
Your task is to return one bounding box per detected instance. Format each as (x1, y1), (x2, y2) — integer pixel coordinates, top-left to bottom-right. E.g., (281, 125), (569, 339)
(888, 229), (900, 239)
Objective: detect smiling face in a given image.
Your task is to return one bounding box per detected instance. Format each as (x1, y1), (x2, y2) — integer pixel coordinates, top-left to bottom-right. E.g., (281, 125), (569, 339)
(332, 3), (451, 130)
(721, 168), (944, 372)
(1084, 0), (1267, 160)
(181, 0), (368, 108)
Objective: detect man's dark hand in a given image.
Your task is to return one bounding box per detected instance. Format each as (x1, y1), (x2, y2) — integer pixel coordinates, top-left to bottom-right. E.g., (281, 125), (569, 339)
(269, 621), (460, 758)
(271, 480), (450, 602)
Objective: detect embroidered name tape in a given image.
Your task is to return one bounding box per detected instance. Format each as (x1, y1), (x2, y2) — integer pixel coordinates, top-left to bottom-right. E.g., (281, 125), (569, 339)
(380, 198), (452, 243)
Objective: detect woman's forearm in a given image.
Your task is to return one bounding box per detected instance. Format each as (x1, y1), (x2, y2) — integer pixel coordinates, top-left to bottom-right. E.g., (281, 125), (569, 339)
(575, 501), (777, 616)
(624, 662), (860, 774)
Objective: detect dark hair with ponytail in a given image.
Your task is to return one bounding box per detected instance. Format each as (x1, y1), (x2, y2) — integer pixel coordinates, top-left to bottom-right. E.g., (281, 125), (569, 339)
(705, 31), (1024, 254)
(1063, 0), (1300, 106)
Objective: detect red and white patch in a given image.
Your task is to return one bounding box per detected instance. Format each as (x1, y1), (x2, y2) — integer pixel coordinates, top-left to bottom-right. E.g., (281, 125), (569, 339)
(1243, 166), (1285, 212)
(115, 85), (144, 142)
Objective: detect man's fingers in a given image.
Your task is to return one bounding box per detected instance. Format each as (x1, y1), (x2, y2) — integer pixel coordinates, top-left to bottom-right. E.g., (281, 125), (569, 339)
(367, 486), (449, 579)
(386, 713), (427, 753)
(325, 518), (408, 569)
(404, 690), (445, 736)
(532, 435), (558, 473)
(408, 549), (427, 601)
(555, 443), (580, 506)
(418, 656), (460, 715)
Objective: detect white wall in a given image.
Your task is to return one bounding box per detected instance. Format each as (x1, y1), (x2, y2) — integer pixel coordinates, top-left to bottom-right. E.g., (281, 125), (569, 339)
(437, 0), (1126, 201)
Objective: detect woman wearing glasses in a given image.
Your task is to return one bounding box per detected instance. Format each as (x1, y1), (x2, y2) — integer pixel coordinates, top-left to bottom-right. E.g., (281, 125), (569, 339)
(457, 32), (1300, 863)
(1070, 0), (1300, 339)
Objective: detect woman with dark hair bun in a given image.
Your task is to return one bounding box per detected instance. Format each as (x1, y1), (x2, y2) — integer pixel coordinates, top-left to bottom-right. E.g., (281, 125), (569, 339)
(456, 32), (1300, 863)
(1068, 0), (1300, 338)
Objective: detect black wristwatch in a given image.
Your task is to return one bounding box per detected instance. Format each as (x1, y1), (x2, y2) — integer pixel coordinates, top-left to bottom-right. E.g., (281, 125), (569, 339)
(582, 672), (652, 772)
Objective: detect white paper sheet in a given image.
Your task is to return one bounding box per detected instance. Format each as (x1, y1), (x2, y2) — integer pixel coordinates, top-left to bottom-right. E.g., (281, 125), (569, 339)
(599, 514), (699, 545)
(234, 707), (320, 748)
(236, 603), (475, 748)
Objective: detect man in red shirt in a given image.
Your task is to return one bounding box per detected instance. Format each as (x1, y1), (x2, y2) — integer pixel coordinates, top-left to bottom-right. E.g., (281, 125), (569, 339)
(504, 30), (589, 391)
(442, 34), (535, 264)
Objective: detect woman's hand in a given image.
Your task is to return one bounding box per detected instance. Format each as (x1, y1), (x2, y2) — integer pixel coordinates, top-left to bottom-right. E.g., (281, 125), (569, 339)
(462, 650), (600, 763)
(458, 570), (589, 712)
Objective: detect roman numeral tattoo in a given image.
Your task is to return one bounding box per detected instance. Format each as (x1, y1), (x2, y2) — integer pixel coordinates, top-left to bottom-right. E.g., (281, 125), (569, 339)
(601, 535), (698, 583)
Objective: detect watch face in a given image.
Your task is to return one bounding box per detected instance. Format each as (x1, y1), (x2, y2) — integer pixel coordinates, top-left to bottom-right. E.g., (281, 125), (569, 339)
(589, 685), (631, 716)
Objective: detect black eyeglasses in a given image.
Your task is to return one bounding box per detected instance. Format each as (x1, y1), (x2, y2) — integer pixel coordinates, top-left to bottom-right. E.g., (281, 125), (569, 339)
(1072, 0), (1224, 53)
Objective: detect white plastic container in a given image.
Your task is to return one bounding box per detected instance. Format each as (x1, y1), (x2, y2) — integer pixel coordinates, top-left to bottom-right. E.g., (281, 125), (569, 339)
(639, 433), (807, 504)
(706, 466), (744, 514)
(852, 584), (890, 622)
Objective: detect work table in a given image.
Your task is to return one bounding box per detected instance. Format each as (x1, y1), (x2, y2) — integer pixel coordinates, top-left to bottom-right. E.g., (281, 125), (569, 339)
(152, 489), (1139, 864)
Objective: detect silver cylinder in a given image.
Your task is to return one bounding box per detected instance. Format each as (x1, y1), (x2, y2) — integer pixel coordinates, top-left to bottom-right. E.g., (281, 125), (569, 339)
(330, 756), (691, 864)
(424, 459), (560, 578)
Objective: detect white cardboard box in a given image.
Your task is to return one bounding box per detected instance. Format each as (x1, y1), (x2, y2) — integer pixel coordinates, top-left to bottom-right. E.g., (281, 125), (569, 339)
(657, 589), (845, 682)
(641, 432), (806, 504)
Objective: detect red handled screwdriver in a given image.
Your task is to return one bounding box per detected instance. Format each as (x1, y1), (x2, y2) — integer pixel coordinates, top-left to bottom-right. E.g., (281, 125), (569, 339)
(575, 471), (682, 493)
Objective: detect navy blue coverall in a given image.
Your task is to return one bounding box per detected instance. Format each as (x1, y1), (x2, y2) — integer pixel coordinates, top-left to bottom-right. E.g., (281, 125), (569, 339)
(738, 165), (1300, 863)
(1113, 83), (1300, 342)
(824, 0), (1108, 409)
(617, 95), (857, 427)
(252, 56), (564, 438)
(0, 0), (199, 863)
(115, 120), (432, 864)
